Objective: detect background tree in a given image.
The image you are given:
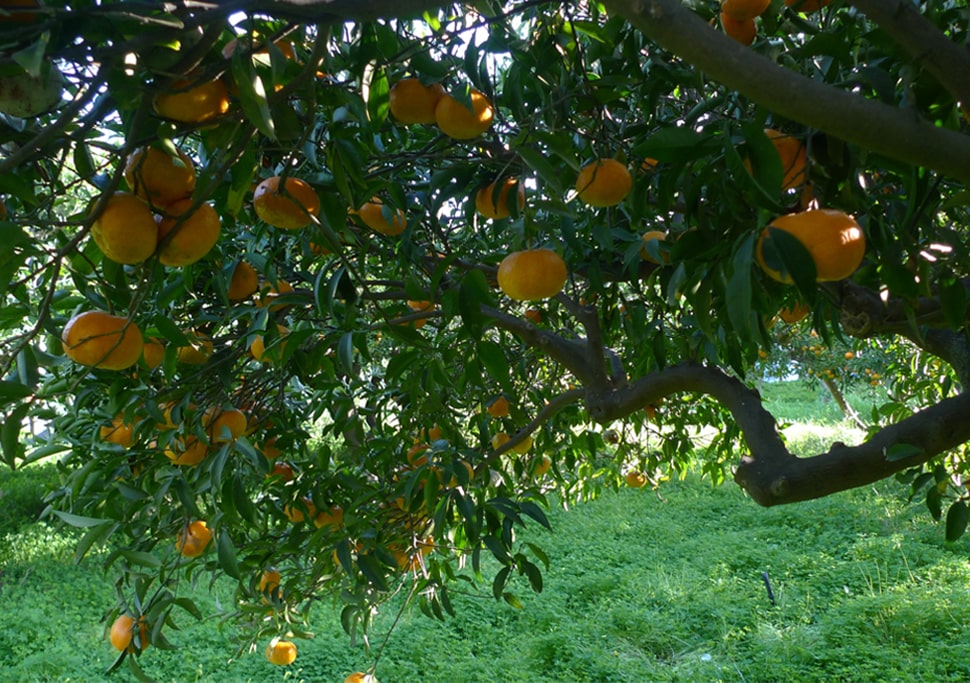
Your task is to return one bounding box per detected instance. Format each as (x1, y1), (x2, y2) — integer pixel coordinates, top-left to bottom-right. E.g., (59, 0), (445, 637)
(1, 0), (969, 676)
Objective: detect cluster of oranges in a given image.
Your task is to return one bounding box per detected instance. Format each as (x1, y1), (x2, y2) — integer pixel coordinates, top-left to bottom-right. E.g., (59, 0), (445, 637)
(720, 0), (832, 45)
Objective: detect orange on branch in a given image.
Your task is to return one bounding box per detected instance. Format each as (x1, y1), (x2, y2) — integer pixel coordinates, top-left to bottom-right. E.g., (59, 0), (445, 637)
(779, 302), (810, 323)
(165, 437), (208, 466)
(153, 77), (230, 123)
(758, 129), (807, 190)
(157, 199), (221, 266)
(639, 230), (669, 263)
(434, 89), (494, 139)
(257, 279), (295, 312)
(575, 159), (632, 207)
(176, 520), (212, 557)
(253, 176), (321, 229)
(259, 568), (282, 600)
(533, 455), (552, 477)
(755, 209), (866, 283)
(626, 471), (648, 488)
(205, 407), (248, 443)
(124, 146), (196, 208)
(486, 395), (510, 418)
(90, 192), (158, 265)
(721, 13), (756, 45)
(497, 249), (568, 301)
(100, 415), (136, 448)
(284, 497), (316, 523)
(475, 178), (525, 219)
(62, 311), (144, 370)
(313, 505), (344, 531)
(228, 260), (259, 301)
(176, 332), (213, 364)
(721, 0), (770, 21)
(389, 78), (445, 124)
(250, 324), (289, 362)
(355, 199), (407, 236)
(266, 638), (298, 665)
(109, 614), (150, 653)
(142, 337), (165, 369)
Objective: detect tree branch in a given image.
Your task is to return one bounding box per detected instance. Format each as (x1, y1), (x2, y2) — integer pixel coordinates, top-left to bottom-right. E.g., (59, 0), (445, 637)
(602, 0), (970, 184)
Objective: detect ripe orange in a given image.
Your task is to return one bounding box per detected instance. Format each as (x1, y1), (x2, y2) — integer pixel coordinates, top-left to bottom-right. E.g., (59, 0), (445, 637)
(285, 497), (317, 523)
(486, 395), (510, 418)
(533, 455), (552, 477)
(475, 178), (525, 219)
(268, 461), (295, 482)
(176, 520), (212, 557)
(753, 129), (807, 190)
(153, 77), (230, 123)
(721, 12), (756, 45)
(625, 471), (648, 488)
(109, 614), (150, 653)
(253, 176), (321, 229)
(575, 159), (632, 207)
(355, 199), (407, 236)
(524, 308), (542, 324)
(257, 279), (295, 311)
(206, 407), (248, 443)
(778, 302), (810, 323)
(313, 505), (344, 531)
(785, 0), (831, 11)
(62, 311), (144, 370)
(100, 415), (136, 448)
(405, 299), (434, 329)
(90, 192), (158, 264)
(265, 638), (297, 666)
(845, 351), (855, 360)
(721, 0), (770, 20)
(389, 78), (445, 124)
(228, 260), (259, 301)
(344, 673), (369, 683)
(756, 209), (866, 283)
(259, 568), (282, 600)
(165, 437), (208, 466)
(639, 230), (668, 264)
(640, 158), (659, 173)
(511, 436), (533, 454)
(142, 337), (165, 369)
(157, 199), (221, 266)
(124, 146), (196, 208)
(434, 89), (494, 139)
(176, 332), (213, 364)
(250, 324), (289, 362)
(497, 249), (568, 301)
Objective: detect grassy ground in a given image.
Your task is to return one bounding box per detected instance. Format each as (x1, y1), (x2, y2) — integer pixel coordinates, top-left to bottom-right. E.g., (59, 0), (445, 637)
(2, 382), (967, 682)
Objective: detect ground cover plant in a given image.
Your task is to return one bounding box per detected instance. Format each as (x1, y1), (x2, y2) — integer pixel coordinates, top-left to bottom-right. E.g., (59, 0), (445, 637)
(1, 0), (970, 678)
(3, 396), (970, 682)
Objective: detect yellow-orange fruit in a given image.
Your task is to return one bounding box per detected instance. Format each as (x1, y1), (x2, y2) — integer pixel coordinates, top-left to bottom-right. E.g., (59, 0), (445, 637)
(100, 415), (137, 448)
(164, 437), (208, 466)
(486, 396), (510, 418)
(250, 324), (289, 362)
(355, 199), (406, 236)
(90, 192), (159, 264)
(253, 176), (321, 230)
(205, 407), (248, 443)
(749, 129), (808, 191)
(142, 337), (165, 369)
(124, 146), (196, 208)
(475, 178), (525, 219)
(62, 311), (144, 370)
(176, 519), (212, 556)
(153, 77), (230, 123)
(626, 471), (648, 488)
(497, 249), (568, 301)
(575, 159), (632, 207)
(721, 12), (756, 45)
(779, 302), (810, 324)
(434, 89), (494, 139)
(156, 199), (221, 266)
(721, 0), (770, 21)
(389, 78), (445, 124)
(109, 614), (150, 653)
(756, 209), (866, 283)
(639, 230), (668, 264)
(227, 261), (259, 301)
(265, 638), (297, 665)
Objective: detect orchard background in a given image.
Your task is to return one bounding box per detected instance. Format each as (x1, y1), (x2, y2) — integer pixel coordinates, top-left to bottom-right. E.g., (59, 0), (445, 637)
(0, 0), (969, 679)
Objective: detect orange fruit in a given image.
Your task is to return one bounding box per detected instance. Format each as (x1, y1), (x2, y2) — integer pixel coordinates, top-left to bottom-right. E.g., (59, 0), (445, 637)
(405, 300), (434, 329)
(389, 78), (445, 124)
(756, 209), (866, 283)
(407, 442), (429, 467)
(511, 435), (532, 454)
(259, 568), (282, 599)
(721, 0), (770, 20)
(257, 279), (295, 311)
(475, 178), (525, 219)
(62, 311), (144, 370)
(490, 432), (509, 450)
(626, 471), (648, 488)
(124, 146), (196, 208)
(434, 89), (494, 139)
(176, 520), (212, 557)
(778, 302), (810, 324)
(533, 455), (552, 477)
(486, 396), (510, 418)
(100, 415), (137, 448)
(90, 192), (159, 264)
(176, 332), (213, 364)
(205, 407), (248, 443)
(250, 324), (289, 362)
(260, 436), (283, 461)
(228, 260), (259, 301)
(165, 437), (208, 466)
(344, 673), (369, 683)
(268, 461), (295, 482)
(153, 77), (230, 123)
(721, 12), (756, 45)
(313, 505), (344, 531)
(265, 638), (297, 666)
(497, 249), (568, 301)
(524, 308), (542, 324)
(284, 497), (316, 523)
(639, 230), (668, 264)
(109, 614), (150, 653)
(575, 159), (632, 207)
(222, 37), (296, 62)
(253, 176), (321, 229)
(156, 199), (221, 266)
(142, 337), (165, 369)
(785, 0), (831, 11)
(750, 129), (807, 191)
(640, 158), (659, 173)
(845, 351), (855, 360)
(355, 199), (406, 236)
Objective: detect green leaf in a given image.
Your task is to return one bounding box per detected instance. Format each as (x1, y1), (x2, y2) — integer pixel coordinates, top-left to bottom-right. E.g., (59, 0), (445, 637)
(502, 592), (524, 609)
(119, 549), (162, 569)
(939, 277), (968, 330)
(217, 529), (241, 579)
(492, 565), (511, 600)
(230, 51), (276, 139)
(946, 500), (968, 542)
(357, 552), (390, 592)
(338, 332), (355, 374)
(477, 339), (512, 394)
(458, 269), (493, 339)
(519, 501), (552, 530)
(759, 227), (817, 300)
(1, 402), (28, 466)
(53, 510), (113, 528)
(521, 559), (543, 593)
(885, 443), (924, 462)
(726, 234), (756, 345)
(632, 126), (717, 163)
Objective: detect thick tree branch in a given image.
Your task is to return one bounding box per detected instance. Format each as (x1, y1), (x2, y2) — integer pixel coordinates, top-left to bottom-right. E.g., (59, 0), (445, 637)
(602, 0), (970, 184)
(849, 0), (970, 109)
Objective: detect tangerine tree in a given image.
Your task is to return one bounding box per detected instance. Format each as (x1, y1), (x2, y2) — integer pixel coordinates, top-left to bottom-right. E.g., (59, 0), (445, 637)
(2, 0), (970, 677)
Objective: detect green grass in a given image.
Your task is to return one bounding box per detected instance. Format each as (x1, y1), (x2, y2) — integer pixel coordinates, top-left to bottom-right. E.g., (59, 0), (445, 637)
(2, 388), (967, 682)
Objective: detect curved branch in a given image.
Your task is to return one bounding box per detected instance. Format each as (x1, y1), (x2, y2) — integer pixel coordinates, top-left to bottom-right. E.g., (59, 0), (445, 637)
(603, 0), (970, 184)
(849, 0), (970, 109)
